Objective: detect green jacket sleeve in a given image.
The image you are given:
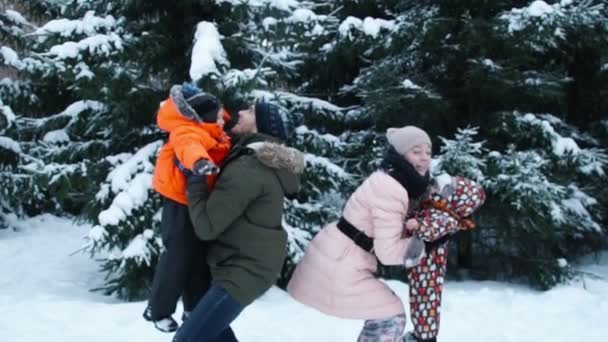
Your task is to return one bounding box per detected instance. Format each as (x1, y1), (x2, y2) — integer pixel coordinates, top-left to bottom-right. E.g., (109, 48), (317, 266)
(187, 157), (261, 240)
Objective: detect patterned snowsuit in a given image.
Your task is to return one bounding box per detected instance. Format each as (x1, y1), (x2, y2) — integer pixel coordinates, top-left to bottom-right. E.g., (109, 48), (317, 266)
(407, 176), (485, 341)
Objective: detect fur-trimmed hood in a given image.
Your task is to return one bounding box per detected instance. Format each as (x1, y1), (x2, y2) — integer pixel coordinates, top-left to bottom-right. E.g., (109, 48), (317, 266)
(169, 85), (202, 122)
(247, 141), (305, 195)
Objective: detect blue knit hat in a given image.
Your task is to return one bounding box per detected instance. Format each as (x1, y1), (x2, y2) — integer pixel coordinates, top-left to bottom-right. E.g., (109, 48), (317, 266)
(255, 102), (289, 141)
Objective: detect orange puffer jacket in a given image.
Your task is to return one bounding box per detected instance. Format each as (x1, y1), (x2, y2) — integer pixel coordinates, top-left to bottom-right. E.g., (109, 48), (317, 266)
(153, 85), (232, 205)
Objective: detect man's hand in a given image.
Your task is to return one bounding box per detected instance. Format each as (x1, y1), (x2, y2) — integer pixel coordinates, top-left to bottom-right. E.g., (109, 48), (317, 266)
(193, 159), (220, 176)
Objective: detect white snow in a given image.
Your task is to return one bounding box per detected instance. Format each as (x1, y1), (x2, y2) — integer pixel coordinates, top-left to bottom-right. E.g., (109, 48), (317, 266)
(2, 215), (608, 341)
(96, 141), (162, 227)
(481, 58), (501, 70)
(46, 33), (124, 60)
(5, 9), (28, 25)
(305, 153), (349, 178)
(402, 79), (421, 90)
(75, 62), (95, 79)
(43, 129), (71, 144)
(295, 125), (344, 146)
(262, 17), (278, 30)
(500, 1), (562, 33)
(288, 9), (318, 23)
(215, 0), (299, 11)
(1, 46), (24, 69)
(36, 11), (118, 39)
(339, 16), (395, 39)
(1, 102), (17, 127)
(519, 113), (581, 157)
(0, 136), (21, 153)
(87, 225), (107, 242)
(553, 136), (580, 156)
(253, 89), (344, 112)
(527, 1), (555, 17)
(189, 21), (229, 81)
(121, 230), (155, 266)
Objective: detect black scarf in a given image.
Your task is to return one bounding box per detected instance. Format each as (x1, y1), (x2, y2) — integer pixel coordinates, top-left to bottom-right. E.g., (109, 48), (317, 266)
(380, 146), (431, 199)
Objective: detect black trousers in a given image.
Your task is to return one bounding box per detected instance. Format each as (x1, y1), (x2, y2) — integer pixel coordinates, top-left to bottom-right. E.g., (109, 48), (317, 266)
(149, 197), (211, 320)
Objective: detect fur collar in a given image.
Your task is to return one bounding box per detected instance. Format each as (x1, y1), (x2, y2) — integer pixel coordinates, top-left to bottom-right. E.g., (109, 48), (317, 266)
(247, 142), (305, 174)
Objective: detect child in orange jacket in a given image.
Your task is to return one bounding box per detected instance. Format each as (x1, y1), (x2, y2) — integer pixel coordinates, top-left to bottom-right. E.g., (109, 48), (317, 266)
(145, 83), (232, 332)
(153, 83), (232, 203)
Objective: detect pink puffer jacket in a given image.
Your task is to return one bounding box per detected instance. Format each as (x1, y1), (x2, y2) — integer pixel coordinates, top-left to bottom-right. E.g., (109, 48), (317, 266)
(287, 171), (419, 320)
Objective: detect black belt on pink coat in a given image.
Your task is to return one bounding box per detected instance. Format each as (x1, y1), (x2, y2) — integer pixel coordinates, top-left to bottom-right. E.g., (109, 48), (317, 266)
(336, 216), (374, 253)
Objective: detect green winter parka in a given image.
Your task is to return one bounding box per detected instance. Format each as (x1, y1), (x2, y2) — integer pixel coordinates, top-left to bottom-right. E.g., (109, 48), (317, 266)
(186, 133), (305, 306)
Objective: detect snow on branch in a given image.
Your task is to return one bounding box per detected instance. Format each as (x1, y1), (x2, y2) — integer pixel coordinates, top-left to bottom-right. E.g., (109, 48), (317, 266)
(283, 216), (313, 263)
(0, 100), (17, 129)
(286, 9), (325, 23)
(253, 89), (344, 112)
(35, 11), (120, 39)
(488, 150), (566, 211)
(0, 46), (50, 72)
(295, 125), (345, 147)
(305, 153), (349, 179)
(45, 33), (124, 60)
(119, 229), (156, 266)
(436, 126), (486, 181)
(95, 140), (162, 227)
(250, 46), (305, 71)
(19, 100), (105, 130)
(513, 113), (607, 176)
(215, 0), (299, 11)
(0, 136), (21, 154)
(500, 0), (605, 34)
(339, 16), (395, 39)
(500, 1), (564, 33)
(4, 9), (28, 26)
(190, 21), (229, 81)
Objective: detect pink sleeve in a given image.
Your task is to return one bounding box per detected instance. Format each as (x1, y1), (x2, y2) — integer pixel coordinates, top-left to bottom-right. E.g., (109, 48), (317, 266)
(368, 172), (415, 265)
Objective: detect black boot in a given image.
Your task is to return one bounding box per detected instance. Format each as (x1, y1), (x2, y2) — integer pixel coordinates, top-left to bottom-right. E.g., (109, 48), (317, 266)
(143, 305), (179, 333)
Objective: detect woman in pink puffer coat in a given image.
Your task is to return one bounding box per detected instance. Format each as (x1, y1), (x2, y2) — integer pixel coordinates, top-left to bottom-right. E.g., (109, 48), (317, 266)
(288, 126), (432, 342)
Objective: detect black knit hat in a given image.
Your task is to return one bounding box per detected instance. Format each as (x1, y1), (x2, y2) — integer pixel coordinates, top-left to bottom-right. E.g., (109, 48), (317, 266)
(255, 102), (288, 141)
(187, 93), (221, 123)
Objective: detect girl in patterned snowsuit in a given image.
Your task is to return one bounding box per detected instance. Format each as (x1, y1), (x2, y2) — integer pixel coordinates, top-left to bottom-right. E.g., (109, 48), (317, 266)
(403, 176), (486, 341)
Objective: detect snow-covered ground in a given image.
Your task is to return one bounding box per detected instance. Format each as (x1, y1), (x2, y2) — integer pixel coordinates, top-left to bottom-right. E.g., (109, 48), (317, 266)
(1, 215), (607, 341)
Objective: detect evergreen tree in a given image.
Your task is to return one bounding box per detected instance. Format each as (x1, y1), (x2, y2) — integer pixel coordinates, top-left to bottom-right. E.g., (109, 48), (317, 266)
(348, 0), (608, 287)
(433, 116), (608, 289)
(1, 0), (164, 298)
(3, 0), (607, 295)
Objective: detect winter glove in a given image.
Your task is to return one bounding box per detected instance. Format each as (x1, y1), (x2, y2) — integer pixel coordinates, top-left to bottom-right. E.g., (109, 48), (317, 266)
(174, 158), (219, 185)
(416, 207), (461, 243)
(192, 159), (220, 176)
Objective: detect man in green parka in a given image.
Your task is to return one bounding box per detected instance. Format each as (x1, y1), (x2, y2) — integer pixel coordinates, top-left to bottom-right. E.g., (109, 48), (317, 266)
(172, 101), (305, 342)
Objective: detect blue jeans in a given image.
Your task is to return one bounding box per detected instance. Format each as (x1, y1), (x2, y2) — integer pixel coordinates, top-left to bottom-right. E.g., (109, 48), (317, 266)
(172, 284), (244, 342)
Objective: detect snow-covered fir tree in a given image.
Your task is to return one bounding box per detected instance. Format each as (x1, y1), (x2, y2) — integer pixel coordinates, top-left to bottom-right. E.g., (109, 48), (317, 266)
(2, 0), (607, 296)
(349, 0), (608, 287)
(1, 0), (165, 298)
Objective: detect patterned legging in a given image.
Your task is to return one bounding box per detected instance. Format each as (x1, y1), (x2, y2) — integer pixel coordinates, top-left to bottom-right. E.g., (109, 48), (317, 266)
(408, 243), (448, 341)
(357, 313), (406, 342)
